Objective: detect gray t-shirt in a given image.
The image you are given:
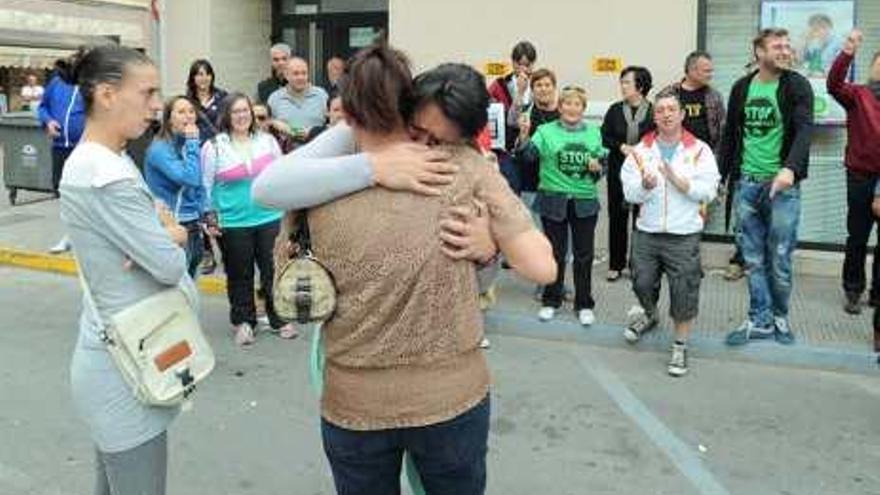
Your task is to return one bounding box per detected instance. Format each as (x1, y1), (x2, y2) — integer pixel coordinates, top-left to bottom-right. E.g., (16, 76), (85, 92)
(266, 85), (329, 131)
(60, 142), (197, 453)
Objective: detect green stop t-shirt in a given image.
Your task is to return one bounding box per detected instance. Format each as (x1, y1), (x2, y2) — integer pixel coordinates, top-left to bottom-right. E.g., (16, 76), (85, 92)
(741, 78), (783, 179)
(532, 121), (607, 199)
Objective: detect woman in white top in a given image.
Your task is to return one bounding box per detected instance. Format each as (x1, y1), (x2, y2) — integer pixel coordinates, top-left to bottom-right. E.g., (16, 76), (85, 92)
(59, 46), (193, 495)
(20, 73), (44, 111)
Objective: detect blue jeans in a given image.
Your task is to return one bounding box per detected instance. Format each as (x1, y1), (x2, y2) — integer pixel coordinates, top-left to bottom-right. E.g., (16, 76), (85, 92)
(321, 395), (490, 495)
(735, 179), (801, 326)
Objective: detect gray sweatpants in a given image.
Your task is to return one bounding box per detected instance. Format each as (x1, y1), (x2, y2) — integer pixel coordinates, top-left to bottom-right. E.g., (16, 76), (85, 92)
(631, 230), (702, 322)
(94, 431), (167, 495)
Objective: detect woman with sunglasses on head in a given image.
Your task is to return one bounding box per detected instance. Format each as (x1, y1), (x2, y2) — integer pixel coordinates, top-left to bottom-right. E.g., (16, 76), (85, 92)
(60, 45), (194, 495)
(144, 95), (207, 278)
(201, 92), (297, 345)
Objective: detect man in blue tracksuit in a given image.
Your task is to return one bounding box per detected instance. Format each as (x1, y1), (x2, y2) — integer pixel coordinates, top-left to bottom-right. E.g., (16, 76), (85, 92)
(38, 60), (85, 196)
(39, 58), (85, 253)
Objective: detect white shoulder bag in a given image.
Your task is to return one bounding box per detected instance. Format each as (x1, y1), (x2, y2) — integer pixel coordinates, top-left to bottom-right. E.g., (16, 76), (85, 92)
(76, 259), (215, 407)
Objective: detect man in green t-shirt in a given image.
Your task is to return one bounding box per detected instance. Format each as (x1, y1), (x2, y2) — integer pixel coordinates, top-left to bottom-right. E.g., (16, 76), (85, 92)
(719, 28), (814, 346)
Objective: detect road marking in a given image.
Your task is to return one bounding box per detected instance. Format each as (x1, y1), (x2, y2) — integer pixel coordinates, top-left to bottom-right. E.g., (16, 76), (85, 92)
(573, 348), (732, 495)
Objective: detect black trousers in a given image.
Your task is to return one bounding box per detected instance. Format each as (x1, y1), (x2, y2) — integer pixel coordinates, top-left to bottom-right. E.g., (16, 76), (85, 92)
(842, 171), (880, 299)
(606, 170), (638, 272)
(218, 220), (284, 328)
(52, 147), (74, 194)
(541, 202), (597, 311)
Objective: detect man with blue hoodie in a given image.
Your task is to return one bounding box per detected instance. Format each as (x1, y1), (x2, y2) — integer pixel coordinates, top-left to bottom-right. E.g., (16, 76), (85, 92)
(39, 56), (85, 253)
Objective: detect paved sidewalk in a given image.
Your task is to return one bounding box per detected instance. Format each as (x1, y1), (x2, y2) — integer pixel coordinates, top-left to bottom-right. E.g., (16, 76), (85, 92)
(1, 188), (876, 373)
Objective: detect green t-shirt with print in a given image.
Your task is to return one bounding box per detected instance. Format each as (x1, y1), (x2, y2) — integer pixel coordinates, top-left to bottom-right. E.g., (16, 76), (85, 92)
(532, 121), (607, 200)
(742, 77), (783, 179)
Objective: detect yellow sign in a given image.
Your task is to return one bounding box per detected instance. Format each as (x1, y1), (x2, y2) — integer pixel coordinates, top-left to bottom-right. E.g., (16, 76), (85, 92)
(592, 57), (623, 75)
(483, 61), (512, 77)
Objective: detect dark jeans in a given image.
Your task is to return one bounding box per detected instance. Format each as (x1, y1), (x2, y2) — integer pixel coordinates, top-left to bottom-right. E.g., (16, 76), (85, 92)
(736, 179), (801, 326)
(52, 147), (74, 194)
(322, 396), (490, 495)
(842, 172), (880, 299)
(607, 171), (638, 272)
(497, 153), (521, 195)
(541, 203), (597, 310)
(180, 220), (204, 279)
(217, 220), (283, 328)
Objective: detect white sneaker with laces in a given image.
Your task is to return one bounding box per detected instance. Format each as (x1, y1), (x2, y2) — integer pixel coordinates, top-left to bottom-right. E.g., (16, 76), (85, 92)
(538, 306), (555, 321)
(668, 343), (688, 377)
(578, 309), (595, 326)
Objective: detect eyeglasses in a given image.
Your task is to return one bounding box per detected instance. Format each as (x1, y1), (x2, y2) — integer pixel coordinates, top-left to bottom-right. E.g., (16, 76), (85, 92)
(254, 115), (268, 121)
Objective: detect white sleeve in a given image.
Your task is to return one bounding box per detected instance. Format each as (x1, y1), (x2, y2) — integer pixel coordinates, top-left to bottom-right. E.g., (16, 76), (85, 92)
(621, 151), (651, 204)
(686, 145), (721, 203)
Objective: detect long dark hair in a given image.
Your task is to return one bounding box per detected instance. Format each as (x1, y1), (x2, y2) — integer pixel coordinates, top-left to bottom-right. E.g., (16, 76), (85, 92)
(72, 45), (152, 115)
(186, 59), (217, 101)
(156, 95), (198, 141)
(216, 92), (257, 136)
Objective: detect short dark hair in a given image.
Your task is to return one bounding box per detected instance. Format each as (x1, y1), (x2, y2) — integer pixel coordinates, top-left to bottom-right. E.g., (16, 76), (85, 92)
(73, 44), (152, 115)
(511, 41), (537, 64)
(654, 87), (682, 109)
(186, 59), (217, 100)
(684, 50), (712, 74)
(216, 92), (257, 136)
(339, 42), (414, 134)
(413, 63), (489, 139)
(530, 68), (557, 88)
(157, 95), (198, 141)
(620, 66), (653, 97)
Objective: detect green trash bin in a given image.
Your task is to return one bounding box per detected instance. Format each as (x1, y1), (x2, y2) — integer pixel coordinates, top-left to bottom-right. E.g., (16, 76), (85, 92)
(0, 111), (54, 205)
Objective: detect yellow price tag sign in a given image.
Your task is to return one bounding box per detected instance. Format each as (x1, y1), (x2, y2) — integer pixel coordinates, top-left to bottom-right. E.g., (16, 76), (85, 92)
(483, 61), (512, 77)
(592, 57), (623, 75)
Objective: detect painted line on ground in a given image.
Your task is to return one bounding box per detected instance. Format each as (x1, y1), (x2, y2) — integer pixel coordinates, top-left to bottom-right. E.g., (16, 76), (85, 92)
(573, 348), (732, 495)
(0, 245), (227, 295)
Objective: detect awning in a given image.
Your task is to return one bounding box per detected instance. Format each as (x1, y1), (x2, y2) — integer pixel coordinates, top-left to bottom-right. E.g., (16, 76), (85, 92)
(0, 46), (74, 69)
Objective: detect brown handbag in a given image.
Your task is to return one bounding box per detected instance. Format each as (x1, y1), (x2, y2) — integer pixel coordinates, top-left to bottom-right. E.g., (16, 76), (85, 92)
(273, 212), (337, 324)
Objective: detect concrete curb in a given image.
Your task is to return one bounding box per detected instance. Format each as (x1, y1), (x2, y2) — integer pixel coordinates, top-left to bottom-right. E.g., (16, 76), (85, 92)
(485, 311), (880, 376)
(0, 245), (227, 295)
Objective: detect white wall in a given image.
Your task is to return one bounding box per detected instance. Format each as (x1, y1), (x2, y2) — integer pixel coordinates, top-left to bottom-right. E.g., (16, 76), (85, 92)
(390, 0), (699, 106)
(162, 0), (271, 98)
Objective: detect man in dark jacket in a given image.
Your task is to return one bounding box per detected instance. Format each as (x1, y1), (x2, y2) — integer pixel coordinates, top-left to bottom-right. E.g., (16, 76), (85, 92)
(256, 43), (290, 103)
(827, 29), (880, 315)
(721, 28), (814, 346)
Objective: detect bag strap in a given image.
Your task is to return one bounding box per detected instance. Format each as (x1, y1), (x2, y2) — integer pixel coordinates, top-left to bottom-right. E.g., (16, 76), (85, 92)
(73, 253), (111, 341)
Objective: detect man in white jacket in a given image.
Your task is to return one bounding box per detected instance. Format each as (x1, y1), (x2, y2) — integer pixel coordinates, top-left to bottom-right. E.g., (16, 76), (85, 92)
(620, 88), (721, 376)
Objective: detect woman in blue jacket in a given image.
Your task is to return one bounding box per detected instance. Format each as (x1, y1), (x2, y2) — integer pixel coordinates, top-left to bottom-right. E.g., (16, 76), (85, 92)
(144, 96), (206, 278)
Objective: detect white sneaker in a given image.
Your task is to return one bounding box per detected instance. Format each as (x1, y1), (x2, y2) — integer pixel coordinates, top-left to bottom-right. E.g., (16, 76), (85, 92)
(667, 342), (688, 377)
(538, 306), (556, 321)
(578, 309), (595, 326)
(479, 337), (491, 349)
(48, 236), (71, 254)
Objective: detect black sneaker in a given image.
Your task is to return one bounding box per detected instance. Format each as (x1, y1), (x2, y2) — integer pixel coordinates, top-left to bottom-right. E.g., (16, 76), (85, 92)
(668, 343), (688, 377)
(624, 313), (657, 343)
(844, 292), (861, 315)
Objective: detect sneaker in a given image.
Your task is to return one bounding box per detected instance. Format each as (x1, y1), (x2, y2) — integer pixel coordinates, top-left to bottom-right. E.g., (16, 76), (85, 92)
(233, 323), (255, 346)
(277, 323), (299, 339)
(48, 236), (71, 254)
(578, 309), (595, 326)
(538, 306), (556, 321)
(623, 313), (658, 343)
(723, 262), (744, 281)
(725, 319), (774, 346)
(606, 270), (622, 282)
(773, 317), (795, 345)
(668, 343), (688, 377)
(479, 337), (491, 349)
(844, 292), (861, 315)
